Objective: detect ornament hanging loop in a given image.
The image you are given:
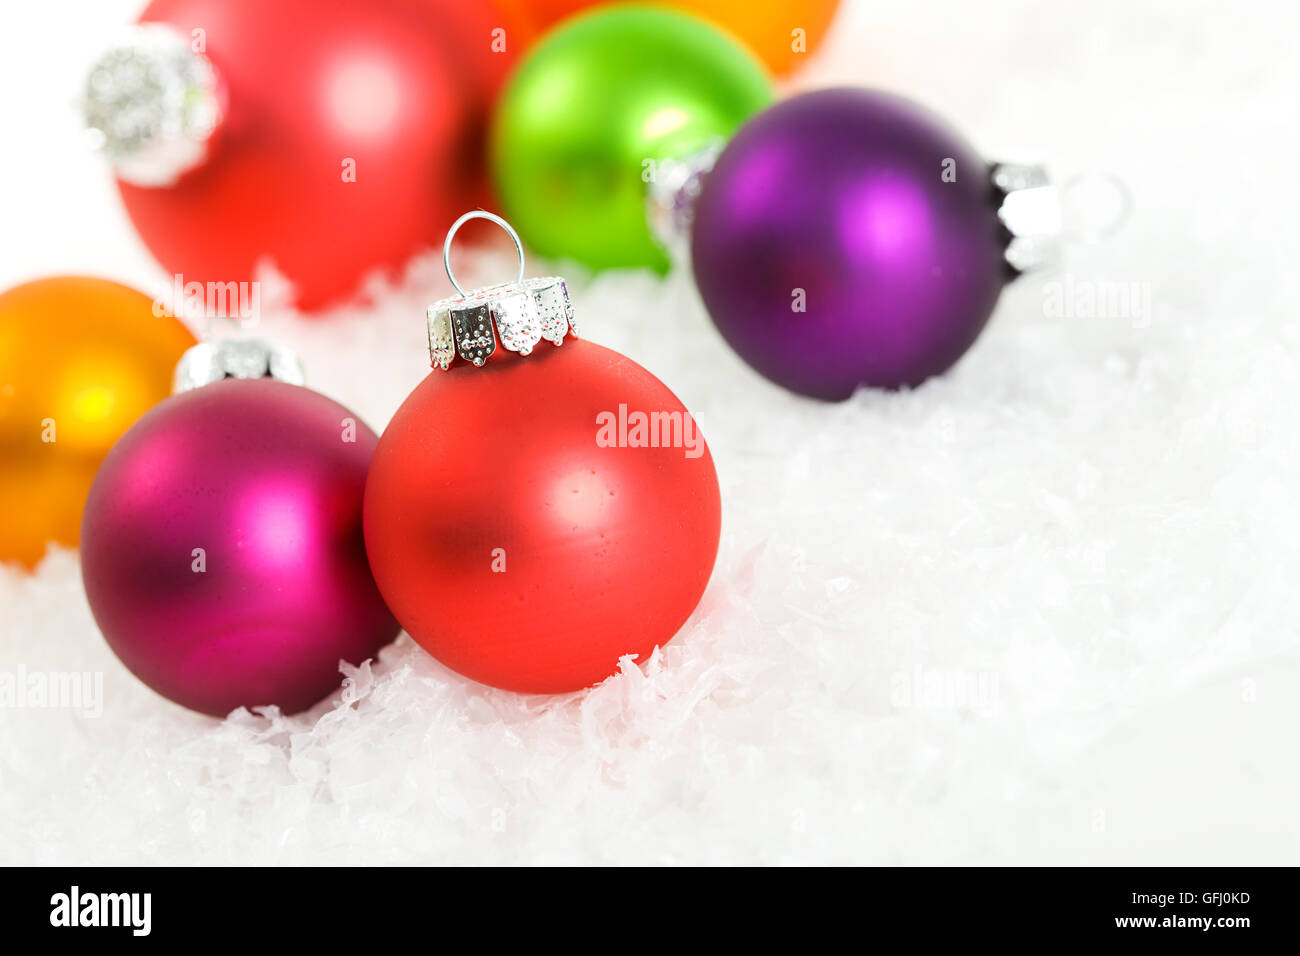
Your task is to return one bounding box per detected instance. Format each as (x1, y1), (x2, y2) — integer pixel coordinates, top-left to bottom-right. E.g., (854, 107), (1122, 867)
(993, 164), (1132, 275)
(443, 210), (525, 297)
(1059, 169), (1132, 245)
(428, 210), (578, 371)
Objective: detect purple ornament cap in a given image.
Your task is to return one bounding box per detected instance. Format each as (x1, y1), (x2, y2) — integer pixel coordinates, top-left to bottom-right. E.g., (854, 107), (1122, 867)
(691, 88), (1043, 400)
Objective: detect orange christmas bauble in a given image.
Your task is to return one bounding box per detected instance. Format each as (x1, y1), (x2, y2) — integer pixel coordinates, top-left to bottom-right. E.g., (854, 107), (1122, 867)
(512, 0), (840, 75)
(0, 276), (196, 568)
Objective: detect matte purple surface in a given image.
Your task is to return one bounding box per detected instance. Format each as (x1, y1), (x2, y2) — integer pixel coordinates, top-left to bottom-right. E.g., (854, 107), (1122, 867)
(81, 378), (399, 716)
(691, 88), (1009, 399)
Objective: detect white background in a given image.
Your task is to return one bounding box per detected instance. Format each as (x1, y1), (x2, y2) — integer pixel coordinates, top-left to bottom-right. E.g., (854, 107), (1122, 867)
(1, 0), (1298, 864)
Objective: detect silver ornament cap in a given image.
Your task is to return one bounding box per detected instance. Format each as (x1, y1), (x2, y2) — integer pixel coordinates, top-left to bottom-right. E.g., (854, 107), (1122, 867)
(646, 140), (723, 261)
(82, 24), (223, 187)
(173, 338), (305, 393)
(992, 162), (1063, 275)
(426, 212), (579, 371)
(991, 163), (1132, 275)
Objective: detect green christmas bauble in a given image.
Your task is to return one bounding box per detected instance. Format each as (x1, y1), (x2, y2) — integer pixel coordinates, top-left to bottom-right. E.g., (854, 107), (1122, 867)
(490, 4), (774, 271)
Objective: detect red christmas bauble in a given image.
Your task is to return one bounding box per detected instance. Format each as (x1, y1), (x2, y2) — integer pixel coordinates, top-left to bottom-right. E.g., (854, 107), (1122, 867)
(116, 0), (524, 310)
(363, 339), (722, 693)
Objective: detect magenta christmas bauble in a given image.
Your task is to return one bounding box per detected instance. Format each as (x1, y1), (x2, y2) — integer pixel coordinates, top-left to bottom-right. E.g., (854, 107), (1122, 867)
(81, 376), (399, 716)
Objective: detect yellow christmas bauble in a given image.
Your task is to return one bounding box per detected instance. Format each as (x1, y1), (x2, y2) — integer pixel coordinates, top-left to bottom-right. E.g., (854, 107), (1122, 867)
(0, 276), (196, 568)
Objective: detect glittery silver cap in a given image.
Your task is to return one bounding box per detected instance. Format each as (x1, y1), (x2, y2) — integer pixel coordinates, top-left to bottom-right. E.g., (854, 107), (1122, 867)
(427, 276), (577, 371)
(173, 339), (306, 393)
(647, 141), (723, 260)
(83, 24), (222, 187)
(992, 162), (1063, 274)
(427, 211), (579, 371)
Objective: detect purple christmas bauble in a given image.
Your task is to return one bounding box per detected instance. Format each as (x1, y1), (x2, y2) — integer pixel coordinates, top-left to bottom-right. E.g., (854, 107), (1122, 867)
(691, 88), (1009, 399)
(81, 378), (399, 717)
